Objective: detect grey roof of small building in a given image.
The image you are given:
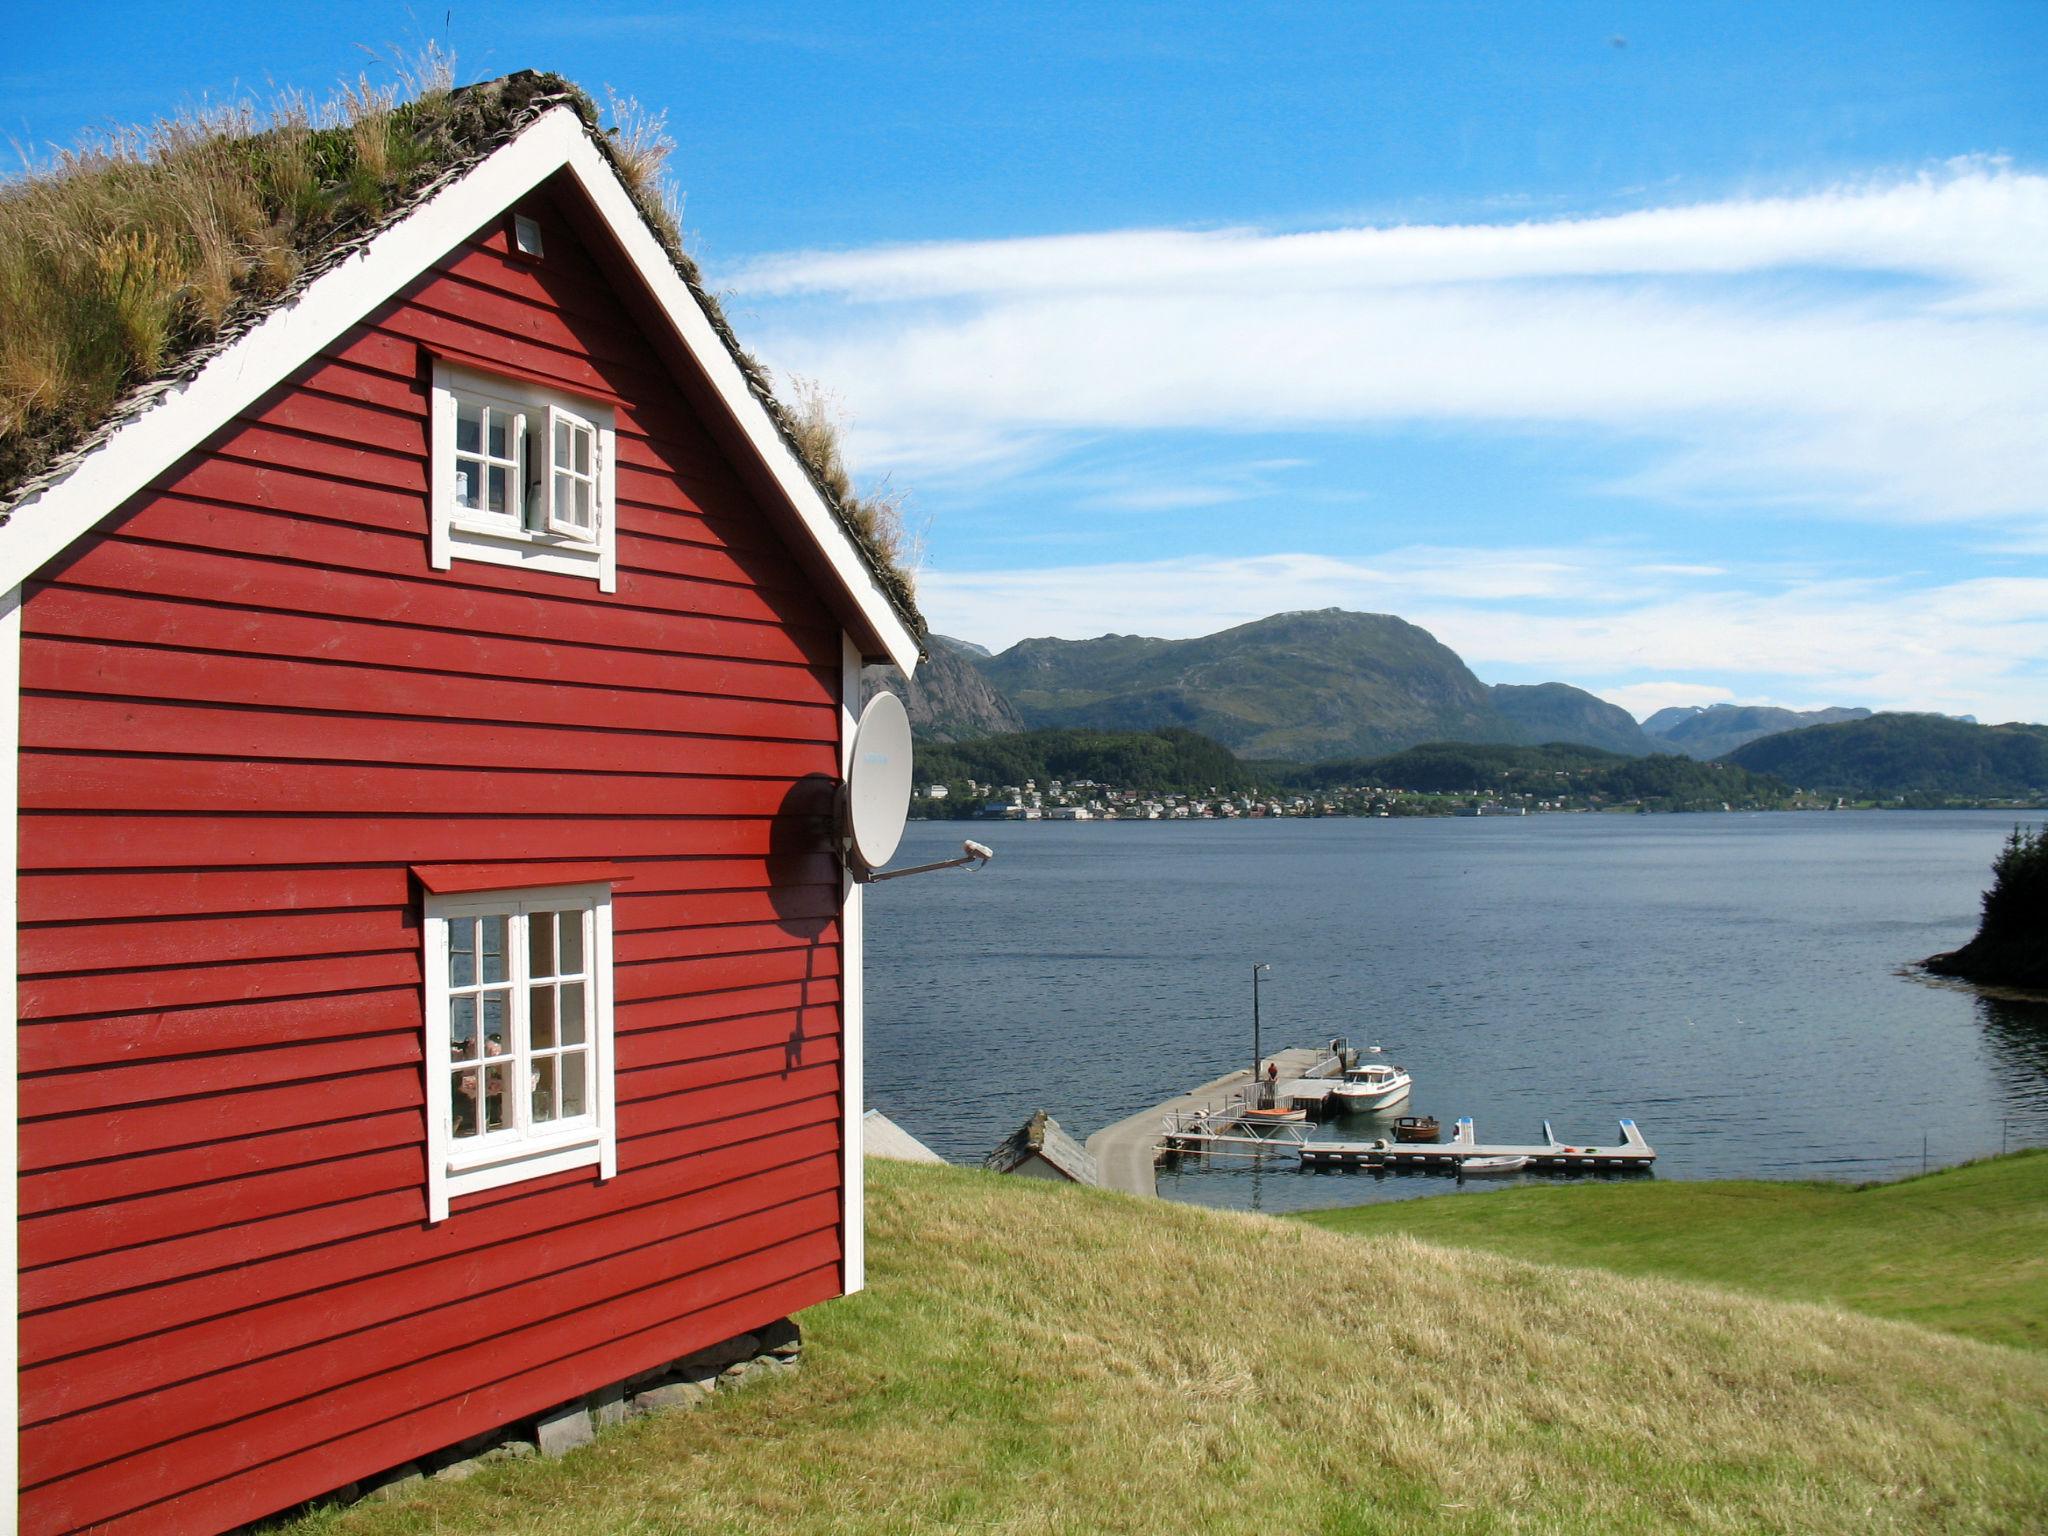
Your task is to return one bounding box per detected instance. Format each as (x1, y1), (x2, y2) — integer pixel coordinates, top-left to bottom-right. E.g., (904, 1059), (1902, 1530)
(982, 1109), (1100, 1185)
(863, 1108), (946, 1165)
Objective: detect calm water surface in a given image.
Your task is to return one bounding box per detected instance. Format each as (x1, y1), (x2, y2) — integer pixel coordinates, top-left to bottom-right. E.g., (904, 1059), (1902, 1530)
(864, 812), (2048, 1213)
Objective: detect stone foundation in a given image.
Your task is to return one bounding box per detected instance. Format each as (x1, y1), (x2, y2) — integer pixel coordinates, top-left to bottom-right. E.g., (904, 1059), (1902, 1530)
(239, 1318), (802, 1529)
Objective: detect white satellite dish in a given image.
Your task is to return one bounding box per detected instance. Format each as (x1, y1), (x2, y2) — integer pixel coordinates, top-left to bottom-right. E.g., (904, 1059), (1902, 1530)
(845, 691), (914, 871)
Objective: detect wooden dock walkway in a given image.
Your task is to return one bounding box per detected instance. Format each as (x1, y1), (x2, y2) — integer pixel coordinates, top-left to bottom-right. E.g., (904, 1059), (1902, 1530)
(1084, 1046), (1334, 1197)
(1298, 1117), (1656, 1172)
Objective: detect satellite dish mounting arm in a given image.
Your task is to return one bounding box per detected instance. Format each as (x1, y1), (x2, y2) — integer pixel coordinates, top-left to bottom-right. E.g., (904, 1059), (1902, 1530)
(858, 841), (995, 883)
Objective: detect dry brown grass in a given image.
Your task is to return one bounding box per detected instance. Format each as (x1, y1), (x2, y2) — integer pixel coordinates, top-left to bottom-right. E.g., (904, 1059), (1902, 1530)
(295, 1159), (2047, 1536)
(785, 376), (918, 591)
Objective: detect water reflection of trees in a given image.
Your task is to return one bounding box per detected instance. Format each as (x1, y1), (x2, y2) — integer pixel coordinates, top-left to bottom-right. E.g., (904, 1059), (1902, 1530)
(1976, 994), (2048, 1125)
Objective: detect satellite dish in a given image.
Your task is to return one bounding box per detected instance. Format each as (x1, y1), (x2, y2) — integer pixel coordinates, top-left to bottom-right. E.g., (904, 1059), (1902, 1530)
(845, 692), (913, 870)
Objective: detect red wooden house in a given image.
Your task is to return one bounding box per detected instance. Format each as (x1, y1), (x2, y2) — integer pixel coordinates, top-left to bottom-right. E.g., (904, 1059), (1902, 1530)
(1, 76), (923, 1534)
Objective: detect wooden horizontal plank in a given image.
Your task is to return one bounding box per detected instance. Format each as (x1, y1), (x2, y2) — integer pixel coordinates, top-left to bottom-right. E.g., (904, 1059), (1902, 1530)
(21, 1028), (418, 1118)
(23, 636), (839, 741)
(21, 811), (818, 874)
(616, 976), (842, 1045)
(40, 1263), (842, 1536)
(25, 1158), (838, 1433)
(616, 884), (840, 933)
(617, 1004), (840, 1075)
(25, 583), (836, 704)
(18, 949), (424, 1023)
(615, 917), (838, 965)
(17, 988), (422, 1072)
(23, 1105), (839, 1363)
(20, 1059), (421, 1170)
(25, 1225), (843, 1525)
(22, 695), (841, 784)
(43, 538), (840, 668)
(618, 941), (841, 1006)
(22, 753), (818, 819)
(20, 1109), (420, 1220)
(19, 904), (414, 978)
(19, 865), (408, 925)
(21, 1145), (425, 1271)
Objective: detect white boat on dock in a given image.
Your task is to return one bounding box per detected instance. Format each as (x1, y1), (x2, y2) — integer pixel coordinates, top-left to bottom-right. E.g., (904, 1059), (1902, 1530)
(1458, 1154), (1528, 1176)
(1328, 1059), (1412, 1113)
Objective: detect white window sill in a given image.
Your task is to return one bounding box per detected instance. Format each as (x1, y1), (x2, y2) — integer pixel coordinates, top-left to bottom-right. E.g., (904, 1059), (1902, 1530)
(447, 1119), (603, 1178)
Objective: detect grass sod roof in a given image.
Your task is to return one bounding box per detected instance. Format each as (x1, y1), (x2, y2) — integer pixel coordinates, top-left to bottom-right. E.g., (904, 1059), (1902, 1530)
(0, 65), (924, 641)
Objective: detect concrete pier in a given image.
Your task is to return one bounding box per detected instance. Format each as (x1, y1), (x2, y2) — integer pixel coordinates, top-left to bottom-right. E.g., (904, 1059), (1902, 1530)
(1084, 1046), (1332, 1197)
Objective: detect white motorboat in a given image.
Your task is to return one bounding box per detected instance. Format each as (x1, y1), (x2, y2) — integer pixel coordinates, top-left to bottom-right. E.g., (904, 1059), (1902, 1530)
(1459, 1154), (1529, 1176)
(1328, 1059), (1412, 1113)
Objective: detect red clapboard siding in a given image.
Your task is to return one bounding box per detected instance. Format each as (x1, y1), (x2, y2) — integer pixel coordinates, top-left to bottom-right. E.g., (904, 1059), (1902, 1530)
(26, 583), (836, 704)
(26, 1230), (844, 1532)
(24, 1159), (840, 1431)
(18, 183), (861, 1536)
(43, 538), (839, 666)
(22, 637), (837, 740)
(22, 1107), (841, 1365)
(57, 1266), (845, 1536)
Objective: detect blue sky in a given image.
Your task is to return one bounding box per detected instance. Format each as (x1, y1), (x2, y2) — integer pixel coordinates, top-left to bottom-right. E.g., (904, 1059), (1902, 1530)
(11, 3), (2047, 720)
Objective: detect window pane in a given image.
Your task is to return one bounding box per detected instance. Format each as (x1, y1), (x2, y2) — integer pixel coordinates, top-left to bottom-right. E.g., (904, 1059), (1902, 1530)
(531, 1056), (558, 1125)
(484, 1061), (508, 1132)
(561, 981), (587, 1045)
(480, 917), (507, 982)
(487, 410), (509, 458)
(449, 919), (476, 987)
(529, 911), (556, 977)
(561, 1051), (587, 1118)
(452, 1069), (480, 1137)
(554, 471), (573, 520)
(572, 427), (591, 475)
(481, 990), (509, 1056)
(554, 417), (570, 465)
(488, 465), (509, 513)
(455, 459), (479, 509)
(572, 479), (591, 525)
(456, 403), (481, 455)
(449, 995), (477, 1058)
(560, 912), (584, 975)
(530, 985), (556, 1050)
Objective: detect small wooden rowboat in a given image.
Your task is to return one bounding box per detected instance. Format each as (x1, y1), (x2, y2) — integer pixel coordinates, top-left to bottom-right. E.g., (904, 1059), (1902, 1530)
(1459, 1154), (1529, 1176)
(1392, 1115), (1440, 1143)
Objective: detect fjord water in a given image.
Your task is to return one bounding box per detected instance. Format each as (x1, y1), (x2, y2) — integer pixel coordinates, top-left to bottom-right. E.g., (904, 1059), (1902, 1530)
(863, 812), (2048, 1213)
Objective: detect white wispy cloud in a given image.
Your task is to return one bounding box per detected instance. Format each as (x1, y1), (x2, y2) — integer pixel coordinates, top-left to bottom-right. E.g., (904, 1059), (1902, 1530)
(733, 163), (2048, 525)
(915, 552), (2048, 724)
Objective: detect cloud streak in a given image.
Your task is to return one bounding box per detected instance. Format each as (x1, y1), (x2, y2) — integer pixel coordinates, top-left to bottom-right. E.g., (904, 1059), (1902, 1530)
(732, 164), (2048, 525)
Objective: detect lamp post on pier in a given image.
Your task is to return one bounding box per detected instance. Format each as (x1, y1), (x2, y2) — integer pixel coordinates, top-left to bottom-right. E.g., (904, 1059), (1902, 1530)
(1251, 963), (1271, 1106)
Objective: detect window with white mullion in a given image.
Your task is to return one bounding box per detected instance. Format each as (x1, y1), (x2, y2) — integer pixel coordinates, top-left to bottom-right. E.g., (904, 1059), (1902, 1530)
(447, 913), (517, 1141)
(452, 398), (527, 523)
(545, 405), (599, 541)
(526, 906), (593, 1126)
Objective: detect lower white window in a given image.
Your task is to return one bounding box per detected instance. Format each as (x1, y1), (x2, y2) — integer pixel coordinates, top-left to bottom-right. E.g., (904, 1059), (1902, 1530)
(422, 881), (618, 1221)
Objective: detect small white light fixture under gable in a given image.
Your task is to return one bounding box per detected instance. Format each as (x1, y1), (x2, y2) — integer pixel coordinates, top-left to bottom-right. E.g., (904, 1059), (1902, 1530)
(513, 213), (545, 257)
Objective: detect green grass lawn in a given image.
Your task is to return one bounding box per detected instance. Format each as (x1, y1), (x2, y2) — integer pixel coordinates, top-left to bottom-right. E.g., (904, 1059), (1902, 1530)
(289, 1157), (2048, 1536)
(1296, 1149), (2048, 1352)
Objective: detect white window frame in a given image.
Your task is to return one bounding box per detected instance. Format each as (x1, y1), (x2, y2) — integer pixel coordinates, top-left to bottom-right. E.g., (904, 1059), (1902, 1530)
(422, 880), (619, 1223)
(429, 360), (618, 592)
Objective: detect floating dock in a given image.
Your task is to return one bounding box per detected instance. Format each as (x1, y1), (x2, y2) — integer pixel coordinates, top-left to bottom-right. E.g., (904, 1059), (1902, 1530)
(1298, 1117), (1655, 1172)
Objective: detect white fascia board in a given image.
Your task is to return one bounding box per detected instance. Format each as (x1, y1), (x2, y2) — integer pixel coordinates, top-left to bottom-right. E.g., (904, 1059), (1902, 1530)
(0, 110), (587, 593)
(0, 106), (924, 675)
(554, 133), (921, 675)
(839, 632), (866, 1295)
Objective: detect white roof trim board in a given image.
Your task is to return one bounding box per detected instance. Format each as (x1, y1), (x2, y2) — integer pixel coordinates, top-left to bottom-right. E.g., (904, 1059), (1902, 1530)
(0, 105), (921, 672)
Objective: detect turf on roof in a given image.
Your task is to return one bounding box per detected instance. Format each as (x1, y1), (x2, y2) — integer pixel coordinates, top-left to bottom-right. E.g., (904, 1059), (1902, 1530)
(0, 66), (922, 636)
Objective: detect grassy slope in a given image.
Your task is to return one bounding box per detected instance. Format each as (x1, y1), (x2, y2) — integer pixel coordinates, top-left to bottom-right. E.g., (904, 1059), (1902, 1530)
(295, 1160), (2047, 1536)
(1297, 1150), (2048, 1352)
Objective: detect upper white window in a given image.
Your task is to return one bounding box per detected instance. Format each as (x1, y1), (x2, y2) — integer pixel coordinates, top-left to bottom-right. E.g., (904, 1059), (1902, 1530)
(429, 361), (618, 591)
(422, 881), (618, 1222)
